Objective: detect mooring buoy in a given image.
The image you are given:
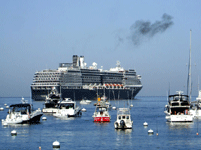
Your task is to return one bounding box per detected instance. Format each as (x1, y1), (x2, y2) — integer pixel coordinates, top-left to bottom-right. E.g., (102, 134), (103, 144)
(42, 117), (47, 120)
(148, 129), (154, 135)
(53, 140), (60, 148)
(81, 108), (86, 112)
(112, 106), (116, 110)
(143, 122), (148, 126)
(11, 130), (17, 136)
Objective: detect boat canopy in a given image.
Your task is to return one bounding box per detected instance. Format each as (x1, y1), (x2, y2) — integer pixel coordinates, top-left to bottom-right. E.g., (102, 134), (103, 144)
(10, 104), (31, 108)
(169, 94), (189, 102)
(9, 104), (31, 113)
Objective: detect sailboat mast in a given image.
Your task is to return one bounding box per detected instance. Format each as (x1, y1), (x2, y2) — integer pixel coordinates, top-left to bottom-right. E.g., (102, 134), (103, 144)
(198, 76), (200, 95)
(189, 30), (192, 102)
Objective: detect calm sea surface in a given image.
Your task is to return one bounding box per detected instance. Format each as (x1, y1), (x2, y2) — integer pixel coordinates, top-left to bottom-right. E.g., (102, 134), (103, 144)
(0, 96), (201, 150)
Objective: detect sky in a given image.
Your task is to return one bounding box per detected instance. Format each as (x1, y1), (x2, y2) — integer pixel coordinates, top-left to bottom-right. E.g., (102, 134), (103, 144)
(0, 0), (201, 97)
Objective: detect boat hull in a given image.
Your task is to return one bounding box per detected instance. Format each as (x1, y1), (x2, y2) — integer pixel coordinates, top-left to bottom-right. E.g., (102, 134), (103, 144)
(114, 122), (133, 129)
(42, 108), (58, 113)
(166, 115), (193, 122)
(29, 114), (43, 123)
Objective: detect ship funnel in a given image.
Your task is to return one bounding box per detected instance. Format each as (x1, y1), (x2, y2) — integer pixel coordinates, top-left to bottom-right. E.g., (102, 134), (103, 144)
(80, 56), (85, 69)
(73, 55), (79, 68)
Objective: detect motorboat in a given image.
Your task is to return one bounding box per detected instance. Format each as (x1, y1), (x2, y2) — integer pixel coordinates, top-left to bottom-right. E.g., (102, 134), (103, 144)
(114, 108), (133, 129)
(53, 98), (82, 118)
(42, 87), (61, 113)
(189, 90), (201, 117)
(92, 100), (111, 122)
(164, 91), (193, 122)
(2, 98), (43, 124)
(80, 98), (92, 105)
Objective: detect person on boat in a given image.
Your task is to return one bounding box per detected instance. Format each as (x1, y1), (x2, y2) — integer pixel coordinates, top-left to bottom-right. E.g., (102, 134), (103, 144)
(185, 109), (188, 115)
(174, 111), (177, 115)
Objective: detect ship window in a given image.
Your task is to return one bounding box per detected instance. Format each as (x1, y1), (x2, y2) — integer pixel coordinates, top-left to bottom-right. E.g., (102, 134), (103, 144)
(122, 116), (125, 119)
(127, 116), (129, 119)
(118, 116), (121, 119)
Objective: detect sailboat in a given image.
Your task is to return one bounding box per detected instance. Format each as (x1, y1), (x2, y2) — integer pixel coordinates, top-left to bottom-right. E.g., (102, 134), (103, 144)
(189, 76), (201, 117)
(164, 30), (194, 122)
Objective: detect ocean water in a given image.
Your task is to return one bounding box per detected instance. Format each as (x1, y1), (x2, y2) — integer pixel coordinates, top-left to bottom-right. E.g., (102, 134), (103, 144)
(0, 96), (201, 150)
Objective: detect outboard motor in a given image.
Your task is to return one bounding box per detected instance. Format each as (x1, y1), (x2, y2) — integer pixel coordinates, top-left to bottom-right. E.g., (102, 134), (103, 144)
(120, 120), (125, 128)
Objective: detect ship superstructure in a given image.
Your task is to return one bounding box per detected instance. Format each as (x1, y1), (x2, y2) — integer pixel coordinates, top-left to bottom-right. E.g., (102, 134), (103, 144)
(31, 55), (142, 101)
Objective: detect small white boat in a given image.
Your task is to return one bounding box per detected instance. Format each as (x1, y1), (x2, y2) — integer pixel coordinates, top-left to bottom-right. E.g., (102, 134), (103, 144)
(53, 98), (82, 118)
(114, 108), (133, 129)
(2, 98), (43, 124)
(112, 106), (116, 110)
(164, 91), (193, 122)
(80, 99), (91, 105)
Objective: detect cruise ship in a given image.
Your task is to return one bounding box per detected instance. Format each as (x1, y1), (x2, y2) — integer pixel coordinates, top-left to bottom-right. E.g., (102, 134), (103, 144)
(31, 55), (142, 101)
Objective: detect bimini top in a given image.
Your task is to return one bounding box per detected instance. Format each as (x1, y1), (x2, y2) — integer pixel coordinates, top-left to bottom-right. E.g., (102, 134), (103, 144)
(169, 91), (189, 101)
(168, 94), (189, 102)
(169, 94), (189, 98)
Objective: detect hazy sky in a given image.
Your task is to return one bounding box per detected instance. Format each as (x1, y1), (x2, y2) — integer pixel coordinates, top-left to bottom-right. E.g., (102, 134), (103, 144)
(1, 0), (201, 97)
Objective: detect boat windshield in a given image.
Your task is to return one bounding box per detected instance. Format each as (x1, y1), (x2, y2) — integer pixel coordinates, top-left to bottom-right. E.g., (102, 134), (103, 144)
(10, 105), (31, 114)
(59, 103), (74, 109)
(169, 95), (188, 101)
(118, 108), (130, 115)
(98, 107), (107, 111)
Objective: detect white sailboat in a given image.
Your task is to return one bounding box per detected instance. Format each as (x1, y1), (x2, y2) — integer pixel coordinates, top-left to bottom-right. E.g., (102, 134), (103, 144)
(164, 30), (194, 122)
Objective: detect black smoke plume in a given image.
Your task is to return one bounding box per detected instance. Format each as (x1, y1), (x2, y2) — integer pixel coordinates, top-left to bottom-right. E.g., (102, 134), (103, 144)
(129, 13), (173, 46)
